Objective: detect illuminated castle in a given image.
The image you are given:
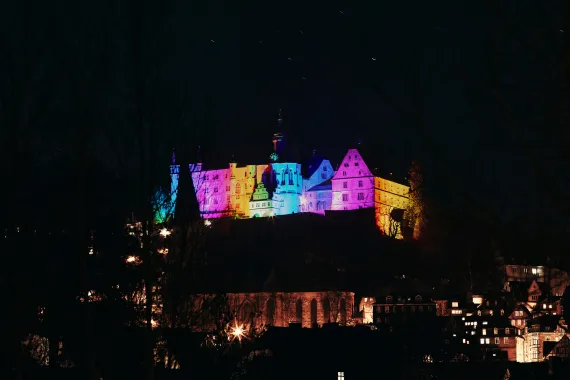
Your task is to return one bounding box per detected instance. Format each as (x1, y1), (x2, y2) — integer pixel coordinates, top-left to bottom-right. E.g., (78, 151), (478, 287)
(168, 113), (411, 237)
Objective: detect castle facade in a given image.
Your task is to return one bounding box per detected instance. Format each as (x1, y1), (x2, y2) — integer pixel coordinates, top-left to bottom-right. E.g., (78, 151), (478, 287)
(168, 128), (410, 237)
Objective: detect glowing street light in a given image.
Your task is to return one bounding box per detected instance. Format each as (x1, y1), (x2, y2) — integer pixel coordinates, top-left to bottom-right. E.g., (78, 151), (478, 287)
(229, 320), (246, 343)
(204, 219), (212, 227)
(159, 228), (171, 237)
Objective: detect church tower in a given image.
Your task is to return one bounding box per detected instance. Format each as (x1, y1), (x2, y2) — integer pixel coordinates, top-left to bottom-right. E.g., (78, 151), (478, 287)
(270, 109), (284, 162)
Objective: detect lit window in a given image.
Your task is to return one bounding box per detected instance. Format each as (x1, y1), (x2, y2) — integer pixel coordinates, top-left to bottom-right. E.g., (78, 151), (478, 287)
(505, 328), (510, 334)
(478, 311), (481, 316)
(482, 321), (488, 325)
(490, 310), (494, 316)
(543, 304), (547, 309)
(532, 267), (537, 275)
(501, 309), (504, 316)
(549, 304), (552, 309)
(480, 338), (485, 344)
(385, 306), (390, 313)
(338, 372), (345, 380)
(451, 310), (462, 315)
(486, 338), (490, 344)
(494, 328), (498, 335)
(504, 337), (509, 344)
(495, 337), (500, 344)
(482, 329), (487, 335)
(452, 302), (459, 308)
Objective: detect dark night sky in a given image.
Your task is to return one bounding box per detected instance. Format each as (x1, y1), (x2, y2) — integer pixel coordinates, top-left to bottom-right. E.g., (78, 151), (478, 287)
(1, 1), (569, 244)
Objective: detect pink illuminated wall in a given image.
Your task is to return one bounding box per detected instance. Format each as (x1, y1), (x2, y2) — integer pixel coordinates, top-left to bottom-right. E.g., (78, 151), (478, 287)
(330, 149), (374, 211)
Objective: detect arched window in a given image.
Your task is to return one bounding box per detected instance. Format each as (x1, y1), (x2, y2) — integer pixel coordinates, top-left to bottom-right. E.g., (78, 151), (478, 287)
(281, 170), (286, 185)
(415, 295), (423, 302)
(296, 298), (303, 323)
(288, 169), (293, 185)
(339, 298), (347, 324)
(322, 297), (331, 323)
(310, 299), (317, 327)
(266, 298), (276, 326)
(239, 302), (254, 324)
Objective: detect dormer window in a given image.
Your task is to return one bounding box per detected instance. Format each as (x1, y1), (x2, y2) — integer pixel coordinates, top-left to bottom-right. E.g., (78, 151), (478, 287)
(452, 302), (459, 308)
(415, 295), (422, 302)
(386, 296), (393, 303)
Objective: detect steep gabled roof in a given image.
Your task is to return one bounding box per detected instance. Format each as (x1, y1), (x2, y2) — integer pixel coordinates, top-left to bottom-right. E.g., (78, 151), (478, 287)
(302, 155), (325, 179)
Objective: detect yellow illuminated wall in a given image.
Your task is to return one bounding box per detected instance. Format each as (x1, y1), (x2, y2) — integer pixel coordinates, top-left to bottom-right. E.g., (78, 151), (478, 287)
(374, 176), (410, 239)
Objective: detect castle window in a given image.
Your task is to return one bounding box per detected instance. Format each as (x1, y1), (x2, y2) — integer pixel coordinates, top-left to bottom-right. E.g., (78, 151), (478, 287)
(338, 372), (345, 380)
(386, 296), (393, 302)
(214, 187), (218, 193)
(235, 183), (241, 194)
(452, 302), (459, 308)
(323, 166), (327, 171)
(354, 162), (359, 166)
(357, 193), (364, 200)
(226, 185), (230, 191)
(295, 299), (303, 323)
(262, 202), (266, 207)
(344, 163), (349, 168)
(310, 299), (317, 327)
(322, 297), (331, 323)
(342, 171), (347, 176)
(505, 328), (510, 334)
(343, 182), (348, 189)
(504, 337), (509, 344)
(342, 194), (348, 202)
(495, 337), (500, 344)
(358, 171), (361, 175)
(268, 202), (271, 206)
(289, 170), (293, 185)
(358, 180), (363, 187)
(415, 295), (422, 302)
(227, 195), (231, 202)
(266, 298), (276, 326)
(340, 298), (347, 324)
(321, 172), (327, 179)
(494, 328), (498, 335)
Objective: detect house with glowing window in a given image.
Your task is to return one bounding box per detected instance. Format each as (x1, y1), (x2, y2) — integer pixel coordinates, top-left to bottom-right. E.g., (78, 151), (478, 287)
(374, 175), (410, 239)
(516, 316), (568, 363)
(331, 148), (375, 211)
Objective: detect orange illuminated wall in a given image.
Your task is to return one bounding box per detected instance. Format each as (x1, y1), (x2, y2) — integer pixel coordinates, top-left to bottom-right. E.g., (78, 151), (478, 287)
(374, 176), (409, 239)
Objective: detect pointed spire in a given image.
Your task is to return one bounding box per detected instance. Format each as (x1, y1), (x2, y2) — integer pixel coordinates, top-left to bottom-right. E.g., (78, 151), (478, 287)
(196, 145), (202, 163)
(171, 149), (176, 165)
(277, 108), (284, 130)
